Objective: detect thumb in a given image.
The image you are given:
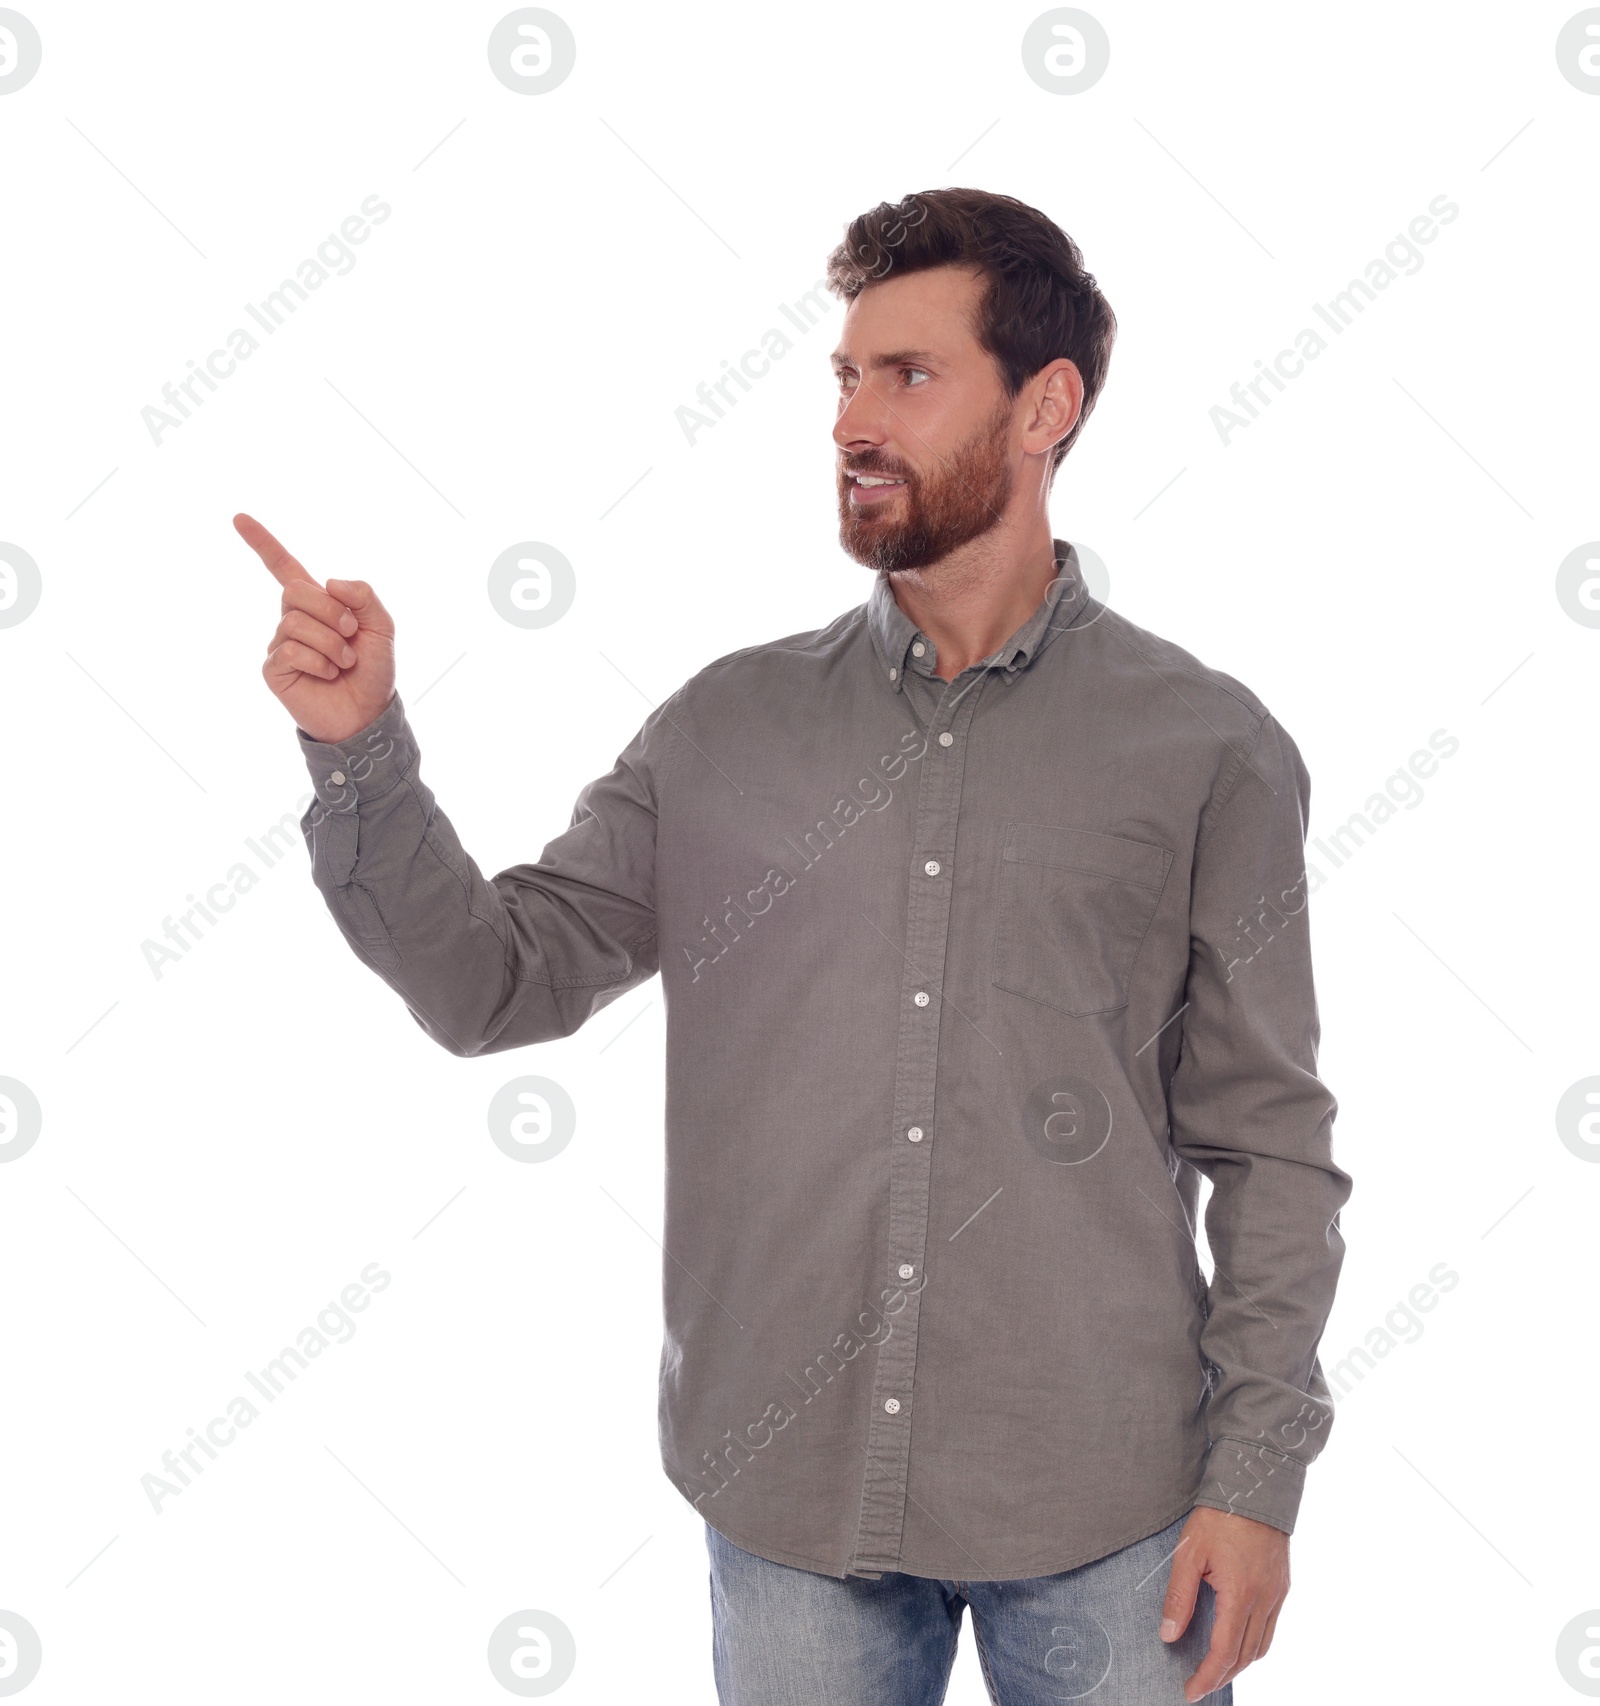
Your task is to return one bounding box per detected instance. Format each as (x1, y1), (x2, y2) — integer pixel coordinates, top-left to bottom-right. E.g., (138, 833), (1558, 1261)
(1160, 1536), (1203, 1641)
(326, 576), (394, 634)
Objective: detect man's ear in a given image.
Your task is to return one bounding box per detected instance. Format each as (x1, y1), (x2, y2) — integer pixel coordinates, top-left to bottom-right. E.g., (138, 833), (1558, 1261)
(1024, 358), (1084, 458)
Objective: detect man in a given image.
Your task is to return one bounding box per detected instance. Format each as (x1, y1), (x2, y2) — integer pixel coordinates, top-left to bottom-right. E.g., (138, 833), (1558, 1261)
(239, 187), (1350, 1704)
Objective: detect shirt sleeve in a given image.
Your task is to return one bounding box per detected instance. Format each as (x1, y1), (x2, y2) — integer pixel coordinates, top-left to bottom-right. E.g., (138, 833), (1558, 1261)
(1166, 710), (1353, 1535)
(294, 686), (678, 1055)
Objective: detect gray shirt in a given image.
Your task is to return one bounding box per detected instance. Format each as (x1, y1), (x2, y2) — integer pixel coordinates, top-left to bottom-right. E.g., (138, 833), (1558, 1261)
(294, 541), (1351, 1581)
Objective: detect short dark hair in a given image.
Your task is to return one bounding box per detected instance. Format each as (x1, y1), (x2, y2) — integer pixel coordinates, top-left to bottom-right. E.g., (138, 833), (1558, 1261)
(824, 187), (1116, 472)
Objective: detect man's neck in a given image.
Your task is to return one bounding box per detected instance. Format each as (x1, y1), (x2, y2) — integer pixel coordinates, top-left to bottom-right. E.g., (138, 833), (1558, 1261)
(884, 524), (1061, 681)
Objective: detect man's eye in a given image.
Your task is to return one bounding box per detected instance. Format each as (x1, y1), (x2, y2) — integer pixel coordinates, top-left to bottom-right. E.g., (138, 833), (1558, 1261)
(835, 368), (926, 391)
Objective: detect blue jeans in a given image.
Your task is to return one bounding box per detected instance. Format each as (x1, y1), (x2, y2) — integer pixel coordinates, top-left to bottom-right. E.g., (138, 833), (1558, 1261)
(706, 1515), (1232, 1705)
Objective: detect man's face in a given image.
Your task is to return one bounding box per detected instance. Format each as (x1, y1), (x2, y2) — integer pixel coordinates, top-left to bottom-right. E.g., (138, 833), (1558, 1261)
(831, 264), (1018, 575)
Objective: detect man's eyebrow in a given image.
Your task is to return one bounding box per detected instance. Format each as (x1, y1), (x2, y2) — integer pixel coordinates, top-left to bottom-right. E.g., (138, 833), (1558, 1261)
(829, 348), (942, 371)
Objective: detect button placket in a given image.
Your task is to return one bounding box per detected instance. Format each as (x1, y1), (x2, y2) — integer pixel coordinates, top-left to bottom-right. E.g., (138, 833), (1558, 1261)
(846, 668), (991, 1574)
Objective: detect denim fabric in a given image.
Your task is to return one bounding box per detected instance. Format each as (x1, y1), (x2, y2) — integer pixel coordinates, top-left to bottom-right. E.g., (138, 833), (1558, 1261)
(707, 1514), (1231, 1704)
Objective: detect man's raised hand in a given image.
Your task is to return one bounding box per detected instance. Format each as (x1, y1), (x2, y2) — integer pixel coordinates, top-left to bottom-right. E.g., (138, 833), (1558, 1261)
(236, 512), (396, 745)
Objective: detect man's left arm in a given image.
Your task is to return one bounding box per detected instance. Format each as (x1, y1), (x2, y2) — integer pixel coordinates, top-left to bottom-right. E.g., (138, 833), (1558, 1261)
(1160, 709), (1353, 1700)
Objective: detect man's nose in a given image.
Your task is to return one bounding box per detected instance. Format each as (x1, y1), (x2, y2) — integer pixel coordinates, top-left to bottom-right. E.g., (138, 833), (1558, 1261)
(833, 380), (891, 452)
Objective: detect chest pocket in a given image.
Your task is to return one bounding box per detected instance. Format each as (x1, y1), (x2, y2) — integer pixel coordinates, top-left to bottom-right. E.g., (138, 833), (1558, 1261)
(992, 823), (1174, 1017)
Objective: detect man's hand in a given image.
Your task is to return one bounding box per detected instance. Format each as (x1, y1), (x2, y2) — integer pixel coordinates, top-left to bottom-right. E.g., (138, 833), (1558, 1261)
(235, 512), (396, 745)
(1160, 1506), (1290, 1702)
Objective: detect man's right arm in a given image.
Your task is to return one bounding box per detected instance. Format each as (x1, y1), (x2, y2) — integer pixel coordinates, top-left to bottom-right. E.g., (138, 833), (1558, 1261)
(236, 511), (672, 1055)
(295, 688), (672, 1055)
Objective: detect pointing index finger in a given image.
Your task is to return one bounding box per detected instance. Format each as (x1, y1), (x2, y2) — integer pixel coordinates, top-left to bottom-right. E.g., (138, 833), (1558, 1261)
(233, 512), (318, 588)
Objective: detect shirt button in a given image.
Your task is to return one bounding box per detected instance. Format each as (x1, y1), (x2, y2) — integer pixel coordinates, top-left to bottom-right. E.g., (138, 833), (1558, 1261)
(907, 1126), (924, 1142)
(913, 991), (930, 1007)
(329, 770), (347, 785)
(889, 667), (898, 681)
(938, 732), (954, 747)
(912, 642), (925, 657)
(898, 1263), (915, 1279)
(924, 860), (941, 876)
(884, 1398), (902, 1414)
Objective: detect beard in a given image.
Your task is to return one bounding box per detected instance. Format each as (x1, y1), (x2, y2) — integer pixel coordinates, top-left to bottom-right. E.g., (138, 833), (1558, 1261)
(836, 393), (1015, 576)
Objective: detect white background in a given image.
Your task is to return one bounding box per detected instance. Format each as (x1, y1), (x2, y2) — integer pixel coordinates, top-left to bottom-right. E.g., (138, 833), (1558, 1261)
(2, 1), (1597, 1700)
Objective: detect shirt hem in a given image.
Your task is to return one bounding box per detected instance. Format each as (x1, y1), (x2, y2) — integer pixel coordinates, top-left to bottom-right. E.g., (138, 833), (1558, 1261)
(883, 1496), (1200, 1582)
(688, 1485), (1201, 1584)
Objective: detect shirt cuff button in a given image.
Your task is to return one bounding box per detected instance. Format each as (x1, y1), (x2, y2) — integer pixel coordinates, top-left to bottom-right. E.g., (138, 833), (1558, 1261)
(329, 770), (347, 785)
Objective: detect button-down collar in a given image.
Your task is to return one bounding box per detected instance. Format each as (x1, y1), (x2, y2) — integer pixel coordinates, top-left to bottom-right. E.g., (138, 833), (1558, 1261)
(867, 537), (1090, 691)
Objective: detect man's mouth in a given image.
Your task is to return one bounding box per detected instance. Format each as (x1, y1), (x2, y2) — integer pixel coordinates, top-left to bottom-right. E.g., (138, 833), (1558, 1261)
(846, 471), (908, 506)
